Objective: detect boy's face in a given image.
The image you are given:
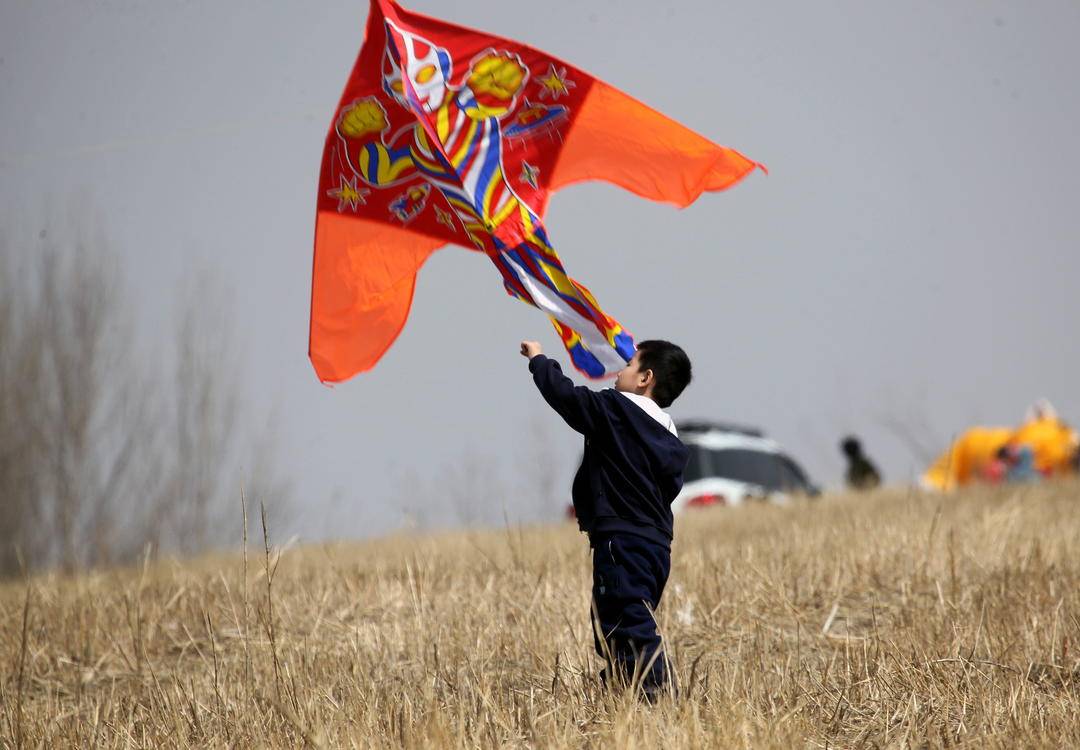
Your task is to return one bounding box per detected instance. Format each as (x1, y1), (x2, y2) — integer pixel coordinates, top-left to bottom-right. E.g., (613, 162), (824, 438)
(614, 351), (651, 394)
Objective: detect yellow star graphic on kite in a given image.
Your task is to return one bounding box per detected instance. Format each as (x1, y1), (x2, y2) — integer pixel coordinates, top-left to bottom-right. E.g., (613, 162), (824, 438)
(434, 205), (456, 231)
(537, 64), (575, 101)
(326, 174), (368, 212)
(520, 161), (540, 189)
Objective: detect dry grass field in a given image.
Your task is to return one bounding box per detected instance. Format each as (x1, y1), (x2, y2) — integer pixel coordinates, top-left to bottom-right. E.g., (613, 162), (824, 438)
(2, 483), (1079, 748)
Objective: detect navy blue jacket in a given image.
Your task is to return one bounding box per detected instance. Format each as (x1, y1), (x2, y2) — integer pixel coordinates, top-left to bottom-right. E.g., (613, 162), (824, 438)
(529, 354), (689, 547)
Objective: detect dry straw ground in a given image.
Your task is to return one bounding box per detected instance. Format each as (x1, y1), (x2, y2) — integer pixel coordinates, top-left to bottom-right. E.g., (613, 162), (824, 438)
(2, 483), (1079, 748)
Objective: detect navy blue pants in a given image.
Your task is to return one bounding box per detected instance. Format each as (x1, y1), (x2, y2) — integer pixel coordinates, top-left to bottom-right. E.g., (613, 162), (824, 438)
(590, 532), (672, 695)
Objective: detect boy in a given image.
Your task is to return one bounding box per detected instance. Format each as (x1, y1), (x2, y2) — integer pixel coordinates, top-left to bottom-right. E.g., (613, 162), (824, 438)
(520, 338), (692, 699)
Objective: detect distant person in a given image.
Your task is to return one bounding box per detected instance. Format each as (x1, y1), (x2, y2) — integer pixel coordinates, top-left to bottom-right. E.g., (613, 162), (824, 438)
(841, 436), (881, 491)
(1006, 445), (1039, 483)
(983, 444), (1040, 484)
(520, 338), (691, 701)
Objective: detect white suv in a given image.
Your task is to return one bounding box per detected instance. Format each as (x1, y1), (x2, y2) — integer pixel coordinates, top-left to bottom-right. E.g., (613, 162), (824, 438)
(672, 421), (819, 511)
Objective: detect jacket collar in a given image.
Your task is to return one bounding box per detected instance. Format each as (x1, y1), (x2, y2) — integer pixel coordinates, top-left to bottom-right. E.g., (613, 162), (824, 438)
(616, 391), (678, 436)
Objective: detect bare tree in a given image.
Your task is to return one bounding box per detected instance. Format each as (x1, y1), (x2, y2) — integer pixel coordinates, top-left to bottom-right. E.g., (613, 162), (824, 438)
(0, 232), (146, 571)
(443, 449), (506, 527)
(159, 272), (240, 554)
(157, 272), (290, 554)
(0, 242), (38, 571)
(516, 415), (563, 523)
(0, 216), (290, 576)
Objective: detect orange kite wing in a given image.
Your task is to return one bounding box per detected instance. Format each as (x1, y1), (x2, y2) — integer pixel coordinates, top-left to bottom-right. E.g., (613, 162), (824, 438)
(309, 212), (442, 383)
(550, 80), (763, 207)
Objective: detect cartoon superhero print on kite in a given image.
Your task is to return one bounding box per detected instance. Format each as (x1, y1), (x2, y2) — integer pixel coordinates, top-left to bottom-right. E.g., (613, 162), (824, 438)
(332, 22), (635, 377)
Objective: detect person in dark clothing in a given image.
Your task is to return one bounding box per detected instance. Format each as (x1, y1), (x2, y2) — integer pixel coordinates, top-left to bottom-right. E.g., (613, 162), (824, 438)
(841, 436), (881, 491)
(520, 338), (691, 700)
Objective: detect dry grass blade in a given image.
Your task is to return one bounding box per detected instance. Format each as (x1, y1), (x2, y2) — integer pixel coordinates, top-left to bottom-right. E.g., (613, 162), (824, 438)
(13, 583), (32, 750)
(260, 500), (283, 700)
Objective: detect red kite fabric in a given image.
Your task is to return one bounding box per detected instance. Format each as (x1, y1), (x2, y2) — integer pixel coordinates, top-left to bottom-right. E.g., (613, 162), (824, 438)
(310, 0), (762, 383)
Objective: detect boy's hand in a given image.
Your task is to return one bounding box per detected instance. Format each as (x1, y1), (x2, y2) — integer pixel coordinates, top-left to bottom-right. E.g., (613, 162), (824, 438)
(520, 340), (543, 359)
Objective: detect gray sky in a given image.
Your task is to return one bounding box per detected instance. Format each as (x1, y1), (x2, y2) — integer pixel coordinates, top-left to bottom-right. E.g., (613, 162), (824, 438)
(3, 0), (1078, 540)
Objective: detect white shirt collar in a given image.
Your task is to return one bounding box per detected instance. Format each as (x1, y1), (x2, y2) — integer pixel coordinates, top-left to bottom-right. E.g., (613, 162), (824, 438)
(616, 391), (678, 436)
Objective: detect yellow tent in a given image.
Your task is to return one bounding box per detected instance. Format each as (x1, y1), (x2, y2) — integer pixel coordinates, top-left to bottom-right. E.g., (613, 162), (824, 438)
(921, 427), (1013, 492)
(921, 403), (1078, 492)
(1009, 417), (1078, 475)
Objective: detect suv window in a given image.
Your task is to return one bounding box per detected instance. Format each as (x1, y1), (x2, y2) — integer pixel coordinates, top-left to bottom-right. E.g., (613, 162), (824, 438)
(686, 445), (811, 493)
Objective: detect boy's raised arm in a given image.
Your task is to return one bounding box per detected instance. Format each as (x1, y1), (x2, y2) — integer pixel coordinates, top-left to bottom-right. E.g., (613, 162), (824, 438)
(520, 341), (603, 435)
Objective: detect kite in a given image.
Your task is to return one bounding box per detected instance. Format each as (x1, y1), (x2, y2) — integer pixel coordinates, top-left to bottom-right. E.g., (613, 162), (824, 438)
(310, 0), (762, 383)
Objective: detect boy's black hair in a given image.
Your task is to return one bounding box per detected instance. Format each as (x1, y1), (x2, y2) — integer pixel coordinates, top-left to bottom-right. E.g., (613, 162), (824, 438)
(635, 340), (691, 408)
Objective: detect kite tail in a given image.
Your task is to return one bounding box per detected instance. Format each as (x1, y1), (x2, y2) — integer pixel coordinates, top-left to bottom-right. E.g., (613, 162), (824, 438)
(549, 319), (622, 378)
(563, 274), (636, 362)
(489, 230), (634, 378)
